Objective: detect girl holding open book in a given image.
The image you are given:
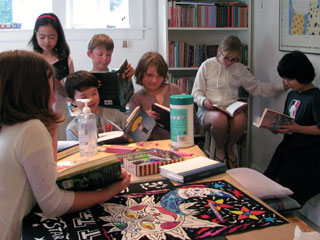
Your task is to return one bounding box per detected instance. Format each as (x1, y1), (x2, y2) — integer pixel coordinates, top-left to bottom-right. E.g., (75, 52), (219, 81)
(264, 51), (320, 206)
(129, 51), (183, 140)
(192, 35), (287, 168)
(0, 50), (130, 240)
(29, 13), (74, 139)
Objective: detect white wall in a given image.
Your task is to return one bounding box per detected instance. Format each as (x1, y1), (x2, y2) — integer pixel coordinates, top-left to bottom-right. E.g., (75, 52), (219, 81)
(0, 0), (158, 78)
(251, 0), (320, 171)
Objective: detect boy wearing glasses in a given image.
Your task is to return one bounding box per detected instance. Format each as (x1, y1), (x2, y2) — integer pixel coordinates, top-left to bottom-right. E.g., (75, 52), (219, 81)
(192, 35), (287, 168)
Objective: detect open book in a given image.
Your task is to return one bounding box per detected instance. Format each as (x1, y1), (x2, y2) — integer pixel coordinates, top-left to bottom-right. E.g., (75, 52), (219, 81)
(151, 103), (170, 132)
(92, 60), (134, 112)
(213, 101), (248, 117)
(56, 155), (122, 191)
(253, 108), (294, 131)
(53, 57), (69, 80)
(97, 106), (156, 144)
(160, 156), (227, 183)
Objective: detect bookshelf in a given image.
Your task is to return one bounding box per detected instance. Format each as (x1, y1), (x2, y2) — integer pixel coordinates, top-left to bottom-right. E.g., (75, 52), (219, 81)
(158, 0), (252, 167)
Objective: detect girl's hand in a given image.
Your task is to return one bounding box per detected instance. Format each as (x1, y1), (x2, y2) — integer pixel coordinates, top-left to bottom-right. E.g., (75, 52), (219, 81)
(203, 99), (216, 110)
(146, 109), (160, 120)
(125, 63), (135, 79)
(276, 121), (299, 134)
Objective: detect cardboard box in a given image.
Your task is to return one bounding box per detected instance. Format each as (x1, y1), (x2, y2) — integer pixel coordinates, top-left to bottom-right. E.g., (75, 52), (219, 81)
(121, 149), (183, 176)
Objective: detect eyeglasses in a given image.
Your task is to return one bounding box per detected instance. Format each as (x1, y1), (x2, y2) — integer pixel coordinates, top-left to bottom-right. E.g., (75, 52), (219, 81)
(223, 55), (240, 63)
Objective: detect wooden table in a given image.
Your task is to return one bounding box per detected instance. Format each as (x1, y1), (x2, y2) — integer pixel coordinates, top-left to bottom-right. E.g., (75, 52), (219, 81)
(57, 139), (299, 239)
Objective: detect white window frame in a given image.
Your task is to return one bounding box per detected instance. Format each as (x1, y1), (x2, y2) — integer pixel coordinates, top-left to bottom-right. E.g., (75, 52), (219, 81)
(1, 0), (145, 41)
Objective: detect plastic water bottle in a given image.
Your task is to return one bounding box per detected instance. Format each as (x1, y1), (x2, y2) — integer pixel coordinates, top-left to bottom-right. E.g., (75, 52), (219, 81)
(170, 94), (194, 148)
(78, 99), (97, 156)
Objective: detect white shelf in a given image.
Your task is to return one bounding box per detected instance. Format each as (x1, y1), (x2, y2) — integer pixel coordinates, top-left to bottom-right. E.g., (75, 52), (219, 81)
(168, 27), (249, 31)
(169, 67), (199, 71)
(158, 0), (252, 167)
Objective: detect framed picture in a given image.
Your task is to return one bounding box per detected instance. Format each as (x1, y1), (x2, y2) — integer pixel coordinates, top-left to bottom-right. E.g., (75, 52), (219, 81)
(279, 0), (320, 54)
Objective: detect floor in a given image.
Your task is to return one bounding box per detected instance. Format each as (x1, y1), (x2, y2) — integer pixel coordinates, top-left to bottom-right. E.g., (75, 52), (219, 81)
(285, 211), (320, 232)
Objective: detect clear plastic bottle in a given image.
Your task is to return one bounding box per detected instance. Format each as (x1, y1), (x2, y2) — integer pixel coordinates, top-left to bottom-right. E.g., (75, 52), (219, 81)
(78, 99), (97, 156)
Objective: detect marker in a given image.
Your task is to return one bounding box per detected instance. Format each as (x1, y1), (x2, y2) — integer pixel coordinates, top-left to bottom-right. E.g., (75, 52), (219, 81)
(208, 202), (224, 223)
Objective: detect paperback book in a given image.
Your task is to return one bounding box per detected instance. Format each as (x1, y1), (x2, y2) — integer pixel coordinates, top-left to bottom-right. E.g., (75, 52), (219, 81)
(97, 106), (156, 144)
(213, 101), (247, 118)
(253, 108), (294, 131)
(160, 156), (227, 183)
(151, 103), (170, 131)
(92, 60), (134, 112)
(52, 57), (69, 80)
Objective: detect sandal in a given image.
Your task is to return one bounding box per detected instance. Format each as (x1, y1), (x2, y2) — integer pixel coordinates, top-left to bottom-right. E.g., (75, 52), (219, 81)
(213, 147), (227, 163)
(227, 156), (238, 169)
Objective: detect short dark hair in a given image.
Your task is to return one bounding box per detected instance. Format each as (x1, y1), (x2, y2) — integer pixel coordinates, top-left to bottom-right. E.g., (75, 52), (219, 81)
(277, 50), (315, 84)
(65, 71), (99, 99)
(0, 50), (61, 127)
(87, 34), (114, 52)
(135, 51), (168, 86)
(28, 13), (70, 59)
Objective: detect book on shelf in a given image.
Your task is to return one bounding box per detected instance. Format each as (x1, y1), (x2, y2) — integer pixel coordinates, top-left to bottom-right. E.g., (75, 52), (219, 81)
(160, 156), (227, 183)
(97, 106), (156, 144)
(151, 103), (170, 132)
(92, 60), (134, 112)
(56, 155), (122, 191)
(53, 57), (69, 80)
(168, 1), (248, 28)
(169, 41), (247, 68)
(213, 101), (248, 118)
(253, 108), (294, 131)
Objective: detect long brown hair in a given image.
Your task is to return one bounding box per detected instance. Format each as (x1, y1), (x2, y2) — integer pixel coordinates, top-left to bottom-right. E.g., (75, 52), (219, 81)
(0, 50), (61, 127)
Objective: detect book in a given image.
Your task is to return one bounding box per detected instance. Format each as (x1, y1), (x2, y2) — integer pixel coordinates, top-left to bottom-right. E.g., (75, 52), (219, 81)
(56, 155), (122, 191)
(57, 142), (79, 161)
(151, 103), (170, 131)
(253, 108), (294, 131)
(124, 106), (156, 142)
(97, 106), (156, 144)
(160, 156), (227, 183)
(53, 57), (69, 80)
(92, 60), (134, 112)
(213, 101), (248, 117)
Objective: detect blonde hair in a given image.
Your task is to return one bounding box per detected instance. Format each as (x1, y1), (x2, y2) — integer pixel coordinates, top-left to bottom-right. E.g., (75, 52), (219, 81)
(218, 35), (242, 54)
(88, 34), (114, 52)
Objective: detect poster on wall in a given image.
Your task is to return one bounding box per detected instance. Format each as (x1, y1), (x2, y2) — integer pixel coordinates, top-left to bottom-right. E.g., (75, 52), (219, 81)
(279, 0), (320, 54)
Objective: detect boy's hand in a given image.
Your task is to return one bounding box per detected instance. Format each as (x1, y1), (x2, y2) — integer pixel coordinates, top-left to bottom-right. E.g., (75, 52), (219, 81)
(283, 79), (290, 90)
(125, 63), (135, 79)
(276, 121), (299, 134)
(146, 109), (160, 120)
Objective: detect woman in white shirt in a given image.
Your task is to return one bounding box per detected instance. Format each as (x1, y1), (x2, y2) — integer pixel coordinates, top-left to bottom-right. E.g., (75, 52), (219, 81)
(192, 35), (286, 168)
(0, 50), (130, 240)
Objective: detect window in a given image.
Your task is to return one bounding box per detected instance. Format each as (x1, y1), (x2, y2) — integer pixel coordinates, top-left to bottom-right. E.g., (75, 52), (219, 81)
(0, 0), (135, 29)
(67, 0), (129, 29)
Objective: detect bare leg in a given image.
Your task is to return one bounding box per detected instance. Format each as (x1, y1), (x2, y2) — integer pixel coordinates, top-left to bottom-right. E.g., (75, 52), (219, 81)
(225, 111), (247, 168)
(203, 110), (229, 161)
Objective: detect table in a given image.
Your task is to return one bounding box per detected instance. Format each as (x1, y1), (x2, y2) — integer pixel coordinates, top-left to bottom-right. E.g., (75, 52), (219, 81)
(26, 140), (298, 240)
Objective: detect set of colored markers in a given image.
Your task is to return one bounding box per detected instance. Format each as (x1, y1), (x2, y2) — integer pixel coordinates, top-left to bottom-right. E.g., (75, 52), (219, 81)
(128, 153), (173, 165)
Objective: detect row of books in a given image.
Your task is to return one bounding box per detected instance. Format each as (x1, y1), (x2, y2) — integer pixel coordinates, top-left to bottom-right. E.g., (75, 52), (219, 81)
(169, 76), (195, 94)
(168, 1), (248, 28)
(168, 41), (248, 68)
